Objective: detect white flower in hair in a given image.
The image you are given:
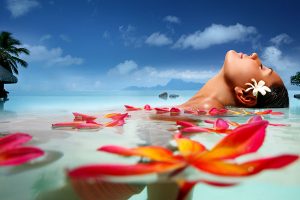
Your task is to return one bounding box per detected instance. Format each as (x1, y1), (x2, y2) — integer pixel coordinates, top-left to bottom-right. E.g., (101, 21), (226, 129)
(245, 78), (271, 97)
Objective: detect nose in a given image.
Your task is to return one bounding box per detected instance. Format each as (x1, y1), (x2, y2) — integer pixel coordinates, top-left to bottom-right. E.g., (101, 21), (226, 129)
(249, 53), (258, 60)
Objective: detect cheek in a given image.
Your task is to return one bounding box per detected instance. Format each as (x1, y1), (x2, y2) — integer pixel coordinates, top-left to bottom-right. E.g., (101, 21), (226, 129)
(224, 60), (260, 86)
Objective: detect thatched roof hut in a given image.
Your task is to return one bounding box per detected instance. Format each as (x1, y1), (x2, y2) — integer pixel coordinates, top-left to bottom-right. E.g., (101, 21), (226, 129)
(0, 66), (17, 84)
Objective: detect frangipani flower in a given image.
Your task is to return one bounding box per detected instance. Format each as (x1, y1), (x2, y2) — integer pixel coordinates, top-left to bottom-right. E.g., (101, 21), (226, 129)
(68, 121), (298, 199)
(0, 133), (44, 166)
(245, 78), (271, 97)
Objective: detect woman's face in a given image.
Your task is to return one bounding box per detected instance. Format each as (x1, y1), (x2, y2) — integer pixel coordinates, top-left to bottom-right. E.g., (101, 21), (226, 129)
(223, 50), (283, 88)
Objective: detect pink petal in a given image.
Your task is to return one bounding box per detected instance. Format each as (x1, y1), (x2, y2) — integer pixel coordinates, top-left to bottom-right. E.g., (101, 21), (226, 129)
(213, 118), (229, 131)
(176, 121), (196, 128)
(0, 133), (32, 153)
(0, 146), (44, 166)
(181, 126), (209, 133)
(144, 104), (152, 110)
(247, 115), (263, 124)
(68, 162), (183, 179)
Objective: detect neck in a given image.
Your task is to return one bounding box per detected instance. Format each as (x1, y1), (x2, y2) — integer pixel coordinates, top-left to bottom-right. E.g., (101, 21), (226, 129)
(188, 67), (237, 107)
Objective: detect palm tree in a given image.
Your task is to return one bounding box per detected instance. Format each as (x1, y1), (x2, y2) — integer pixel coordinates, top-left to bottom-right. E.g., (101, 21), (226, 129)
(0, 31), (30, 75)
(0, 31), (30, 100)
(291, 72), (300, 86)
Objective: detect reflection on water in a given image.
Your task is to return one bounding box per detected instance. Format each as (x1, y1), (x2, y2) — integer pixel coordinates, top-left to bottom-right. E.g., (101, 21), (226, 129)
(0, 91), (300, 200)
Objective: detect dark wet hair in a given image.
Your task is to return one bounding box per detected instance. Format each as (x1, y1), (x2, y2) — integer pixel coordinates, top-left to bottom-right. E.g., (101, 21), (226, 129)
(255, 85), (289, 108)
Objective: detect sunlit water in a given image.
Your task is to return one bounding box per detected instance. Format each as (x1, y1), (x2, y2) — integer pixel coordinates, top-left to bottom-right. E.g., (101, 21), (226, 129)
(0, 90), (300, 200)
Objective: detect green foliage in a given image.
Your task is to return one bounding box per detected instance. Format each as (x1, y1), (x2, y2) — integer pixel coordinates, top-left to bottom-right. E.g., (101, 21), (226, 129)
(0, 31), (30, 75)
(291, 72), (300, 86)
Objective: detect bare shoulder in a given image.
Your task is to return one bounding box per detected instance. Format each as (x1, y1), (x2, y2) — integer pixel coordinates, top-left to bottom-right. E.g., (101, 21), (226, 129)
(179, 96), (224, 111)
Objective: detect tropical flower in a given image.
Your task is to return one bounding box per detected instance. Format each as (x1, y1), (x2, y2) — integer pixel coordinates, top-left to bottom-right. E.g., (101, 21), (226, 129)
(0, 133), (44, 166)
(68, 121), (298, 199)
(245, 78), (271, 97)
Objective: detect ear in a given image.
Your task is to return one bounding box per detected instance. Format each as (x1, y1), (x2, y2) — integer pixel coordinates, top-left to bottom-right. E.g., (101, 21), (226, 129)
(234, 86), (257, 107)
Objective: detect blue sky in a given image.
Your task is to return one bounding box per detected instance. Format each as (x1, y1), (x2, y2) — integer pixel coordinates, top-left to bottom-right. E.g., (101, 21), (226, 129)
(1, 0), (300, 94)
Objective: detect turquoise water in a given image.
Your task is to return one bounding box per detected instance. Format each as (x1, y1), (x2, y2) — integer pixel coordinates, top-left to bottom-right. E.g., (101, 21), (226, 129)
(0, 90), (300, 200)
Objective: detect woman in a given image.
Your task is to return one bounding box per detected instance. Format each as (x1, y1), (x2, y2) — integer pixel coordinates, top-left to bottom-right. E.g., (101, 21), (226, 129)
(179, 50), (289, 111)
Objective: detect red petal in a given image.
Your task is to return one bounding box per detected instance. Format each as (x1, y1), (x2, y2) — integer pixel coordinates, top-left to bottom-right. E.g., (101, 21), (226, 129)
(155, 107), (170, 113)
(98, 145), (136, 156)
(99, 145), (180, 162)
(124, 105), (142, 111)
(0, 133), (32, 153)
(208, 108), (227, 116)
(193, 154), (299, 177)
(144, 104), (152, 110)
(177, 181), (197, 200)
(0, 146), (44, 166)
(52, 121), (83, 128)
(181, 126), (209, 133)
(197, 110), (207, 115)
(68, 162), (183, 179)
(201, 120), (268, 160)
(184, 109), (198, 115)
(76, 123), (101, 129)
(240, 154), (299, 175)
(255, 109), (272, 115)
(213, 118), (229, 131)
(204, 119), (214, 124)
(73, 112), (97, 121)
(170, 107), (181, 113)
(176, 121), (196, 128)
(104, 113), (122, 119)
(269, 123), (289, 127)
(270, 111), (284, 116)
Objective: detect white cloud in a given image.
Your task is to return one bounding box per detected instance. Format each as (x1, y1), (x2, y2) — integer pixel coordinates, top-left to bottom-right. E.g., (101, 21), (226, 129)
(261, 45), (299, 87)
(163, 15), (181, 24)
(145, 32), (173, 46)
(6, 0), (39, 18)
(108, 60), (138, 75)
(22, 44), (84, 66)
(59, 34), (71, 42)
(102, 31), (110, 39)
(173, 23), (257, 49)
(261, 46), (298, 71)
(39, 34), (52, 42)
(270, 33), (292, 46)
(107, 60), (216, 88)
(119, 25), (143, 47)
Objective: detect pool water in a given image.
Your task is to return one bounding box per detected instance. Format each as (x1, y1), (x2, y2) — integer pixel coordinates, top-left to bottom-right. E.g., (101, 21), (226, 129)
(0, 90), (300, 200)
